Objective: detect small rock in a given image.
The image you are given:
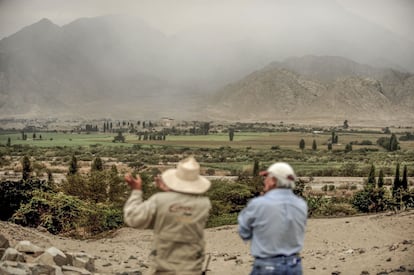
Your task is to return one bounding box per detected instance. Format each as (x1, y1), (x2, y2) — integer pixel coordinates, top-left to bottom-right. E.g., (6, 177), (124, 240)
(360, 271), (369, 275)
(1, 248), (25, 262)
(394, 266), (406, 272)
(139, 262), (149, 268)
(389, 243), (399, 251)
(15, 241), (43, 255)
(358, 248), (366, 254)
(331, 271), (341, 275)
(36, 225), (48, 233)
(386, 257), (391, 262)
(35, 247), (68, 267)
(62, 265), (91, 275)
(224, 256), (237, 261)
(344, 249), (354, 254)
(0, 234), (10, 249)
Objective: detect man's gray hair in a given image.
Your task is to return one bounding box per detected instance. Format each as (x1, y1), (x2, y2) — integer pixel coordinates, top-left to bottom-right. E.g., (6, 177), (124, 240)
(272, 174), (295, 189)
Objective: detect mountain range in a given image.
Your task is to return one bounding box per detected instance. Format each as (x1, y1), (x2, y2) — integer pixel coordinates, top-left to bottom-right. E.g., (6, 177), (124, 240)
(0, 12), (413, 126)
(206, 56), (414, 125)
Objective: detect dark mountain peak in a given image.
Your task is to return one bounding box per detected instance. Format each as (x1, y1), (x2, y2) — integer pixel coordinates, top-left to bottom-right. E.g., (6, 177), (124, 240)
(0, 18), (62, 49)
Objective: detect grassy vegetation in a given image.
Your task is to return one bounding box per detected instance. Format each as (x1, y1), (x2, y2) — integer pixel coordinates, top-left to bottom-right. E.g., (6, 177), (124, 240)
(1, 130), (414, 176)
(1, 127), (413, 235)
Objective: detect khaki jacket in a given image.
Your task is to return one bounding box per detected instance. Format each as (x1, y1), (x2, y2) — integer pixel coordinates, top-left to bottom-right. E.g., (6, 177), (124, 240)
(124, 190), (211, 274)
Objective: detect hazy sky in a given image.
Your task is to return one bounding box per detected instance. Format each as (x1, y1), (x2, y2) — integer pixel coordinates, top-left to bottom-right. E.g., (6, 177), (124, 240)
(0, 0), (413, 41)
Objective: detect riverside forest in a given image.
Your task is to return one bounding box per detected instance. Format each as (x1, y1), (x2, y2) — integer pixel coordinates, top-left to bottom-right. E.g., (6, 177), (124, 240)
(0, 119), (413, 237)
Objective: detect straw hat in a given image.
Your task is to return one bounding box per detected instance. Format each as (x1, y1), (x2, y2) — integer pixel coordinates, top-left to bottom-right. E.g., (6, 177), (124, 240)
(161, 157), (211, 194)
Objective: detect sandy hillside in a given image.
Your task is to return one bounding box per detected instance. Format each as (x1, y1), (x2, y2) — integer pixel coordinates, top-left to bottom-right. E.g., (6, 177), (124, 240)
(1, 210), (413, 275)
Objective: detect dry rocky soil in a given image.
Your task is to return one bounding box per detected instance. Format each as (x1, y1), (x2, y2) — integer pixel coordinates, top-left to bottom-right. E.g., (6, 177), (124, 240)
(1, 210), (414, 275)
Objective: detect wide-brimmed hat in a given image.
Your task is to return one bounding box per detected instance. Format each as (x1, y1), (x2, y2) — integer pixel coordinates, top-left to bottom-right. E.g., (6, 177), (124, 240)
(161, 157), (211, 194)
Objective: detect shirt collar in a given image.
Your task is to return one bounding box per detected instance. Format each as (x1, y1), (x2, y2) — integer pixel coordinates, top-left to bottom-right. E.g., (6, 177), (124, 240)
(265, 188), (293, 197)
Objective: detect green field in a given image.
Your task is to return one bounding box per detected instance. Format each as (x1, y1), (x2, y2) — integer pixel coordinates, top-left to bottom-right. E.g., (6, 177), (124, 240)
(1, 129), (413, 178)
(1, 130), (412, 150)
(0, 132), (128, 147)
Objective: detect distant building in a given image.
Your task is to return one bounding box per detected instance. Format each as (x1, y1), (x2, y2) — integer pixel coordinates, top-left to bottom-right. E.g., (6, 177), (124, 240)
(160, 117), (175, 127)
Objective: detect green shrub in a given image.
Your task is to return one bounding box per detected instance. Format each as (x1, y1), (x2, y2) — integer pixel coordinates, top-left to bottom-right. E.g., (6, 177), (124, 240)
(0, 179), (53, 220)
(351, 186), (391, 213)
(306, 195), (329, 217)
(11, 191), (86, 234)
(11, 191), (124, 236)
(206, 180), (254, 226)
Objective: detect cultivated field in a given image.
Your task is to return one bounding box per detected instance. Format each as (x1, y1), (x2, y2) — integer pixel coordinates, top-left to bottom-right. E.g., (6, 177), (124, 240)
(1, 129), (414, 179)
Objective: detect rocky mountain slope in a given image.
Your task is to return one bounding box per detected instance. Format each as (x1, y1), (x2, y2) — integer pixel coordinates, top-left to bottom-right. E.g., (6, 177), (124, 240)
(206, 56), (414, 126)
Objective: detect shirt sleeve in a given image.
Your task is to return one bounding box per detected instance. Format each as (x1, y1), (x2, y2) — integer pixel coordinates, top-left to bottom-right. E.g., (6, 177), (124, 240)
(237, 199), (257, 241)
(123, 190), (157, 229)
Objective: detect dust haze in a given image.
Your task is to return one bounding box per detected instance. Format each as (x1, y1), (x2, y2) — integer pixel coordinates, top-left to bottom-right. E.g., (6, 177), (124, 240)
(0, 0), (413, 121)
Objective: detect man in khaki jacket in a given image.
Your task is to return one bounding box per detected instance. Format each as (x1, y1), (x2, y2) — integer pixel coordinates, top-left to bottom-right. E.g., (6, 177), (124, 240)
(123, 157), (211, 275)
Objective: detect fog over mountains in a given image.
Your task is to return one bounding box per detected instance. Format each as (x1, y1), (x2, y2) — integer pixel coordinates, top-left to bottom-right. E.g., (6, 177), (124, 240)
(0, 5), (413, 125)
(207, 56), (414, 125)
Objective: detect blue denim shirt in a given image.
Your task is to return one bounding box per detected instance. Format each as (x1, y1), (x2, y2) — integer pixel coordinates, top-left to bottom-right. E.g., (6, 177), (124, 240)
(238, 189), (308, 258)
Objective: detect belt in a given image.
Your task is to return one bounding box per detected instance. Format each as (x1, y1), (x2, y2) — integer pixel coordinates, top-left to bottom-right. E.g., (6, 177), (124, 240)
(257, 253), (300, 260)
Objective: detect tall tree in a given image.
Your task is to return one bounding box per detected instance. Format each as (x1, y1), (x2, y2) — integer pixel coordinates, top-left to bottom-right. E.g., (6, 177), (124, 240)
(331, 131), (337, 144)
(87, 171), (107, 203)
(377, 169), (384, 188)
(91, 156), (103, 171)
(299, 138), (305, 150)
(68, 155), (78, 175)
(367, 164), (376, 186)
(389, 134), (399, 151)
(327, 142), (332, 151)
(108, 165), (127, 205)
(6, 137), (11, 146)
(201, 122), (210, 135)
(401, 165), (408, 190)
(229, 128), (234, 142)
(343, 120), (349, 129)
(253, 160), (260, 177)
(21, 156), (31, 181)
(312, 139), (317, 151)
(392, 163), (401, 198)
(47, 169), (54, 185)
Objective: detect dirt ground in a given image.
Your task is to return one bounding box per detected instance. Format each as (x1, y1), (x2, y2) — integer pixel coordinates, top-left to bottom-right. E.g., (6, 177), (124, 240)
(1, 210), (413, 275)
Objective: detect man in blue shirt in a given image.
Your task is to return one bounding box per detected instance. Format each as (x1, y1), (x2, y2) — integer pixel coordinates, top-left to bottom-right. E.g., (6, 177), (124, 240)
(238, 162), (308, 275)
